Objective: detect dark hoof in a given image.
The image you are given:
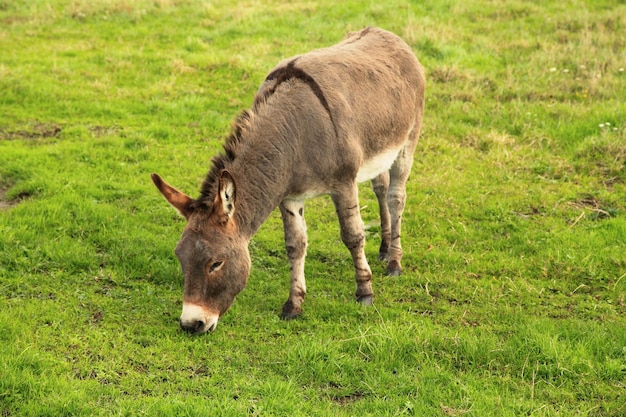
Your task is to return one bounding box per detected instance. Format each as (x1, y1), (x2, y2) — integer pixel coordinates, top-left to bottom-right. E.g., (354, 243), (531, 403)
(386, 268), (402, 277)
(386, 260), (402, 276)
(281, 301), (302, 320)
(281, 310), (302, 320)
(378, 242), (389, 261)
(357, 295), (374, 306)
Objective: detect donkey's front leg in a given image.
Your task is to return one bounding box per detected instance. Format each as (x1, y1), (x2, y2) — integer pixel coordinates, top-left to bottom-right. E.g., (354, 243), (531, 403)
(279, 199), (308, 319)
(331, 184), (374, 305)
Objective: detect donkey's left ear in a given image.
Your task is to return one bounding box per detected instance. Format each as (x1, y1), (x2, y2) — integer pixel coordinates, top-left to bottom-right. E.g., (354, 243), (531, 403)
(216, 170), (236, 222)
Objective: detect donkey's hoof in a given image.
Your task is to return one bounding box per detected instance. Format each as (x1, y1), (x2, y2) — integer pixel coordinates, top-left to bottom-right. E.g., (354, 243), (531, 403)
(386, 260), (402, 277)
(357, 295), (374, 306)
(281, 301), (302, 320)
(378, 242), (389, 261)
(281, 311), (301, 320)
(386, 268), (402, 277)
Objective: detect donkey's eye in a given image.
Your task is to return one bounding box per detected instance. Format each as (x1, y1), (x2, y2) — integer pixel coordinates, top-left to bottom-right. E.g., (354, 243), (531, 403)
(208, 261), (224, 273)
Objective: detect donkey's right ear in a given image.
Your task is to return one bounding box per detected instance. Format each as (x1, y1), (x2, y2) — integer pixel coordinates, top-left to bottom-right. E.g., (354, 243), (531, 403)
(151, 173), (195, 220)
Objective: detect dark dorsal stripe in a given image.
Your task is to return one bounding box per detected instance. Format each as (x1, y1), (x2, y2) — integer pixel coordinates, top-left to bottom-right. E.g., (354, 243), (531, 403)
(344, 26), (372, 45)
(261, 59), (337, 137)
(199, 59), (340, 204)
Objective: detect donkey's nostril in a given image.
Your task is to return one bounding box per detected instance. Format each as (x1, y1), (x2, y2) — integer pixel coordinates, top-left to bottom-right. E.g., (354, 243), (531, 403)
(193, 320), (205, 333)
(180, 319), (205, 333)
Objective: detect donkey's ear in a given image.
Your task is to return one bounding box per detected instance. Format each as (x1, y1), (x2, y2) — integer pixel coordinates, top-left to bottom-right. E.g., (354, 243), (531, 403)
(215, 170), (236, 222)
(151, 173), (195, 220)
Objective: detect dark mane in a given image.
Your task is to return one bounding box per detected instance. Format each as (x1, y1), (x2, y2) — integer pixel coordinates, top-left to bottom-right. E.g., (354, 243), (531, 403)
(196, 110), (253, 206)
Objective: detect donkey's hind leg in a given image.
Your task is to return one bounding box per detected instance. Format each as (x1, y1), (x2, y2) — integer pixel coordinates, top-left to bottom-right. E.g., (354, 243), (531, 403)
(279, 198), (308, 319)
(386, 128), (420, 276)
(371, 172), (391, 261)
(331, 182), (374, 305)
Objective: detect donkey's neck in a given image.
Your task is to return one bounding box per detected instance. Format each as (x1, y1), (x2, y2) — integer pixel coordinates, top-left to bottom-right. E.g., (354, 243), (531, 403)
(231, 161), (288, 238)
(225, 118), (294, 238)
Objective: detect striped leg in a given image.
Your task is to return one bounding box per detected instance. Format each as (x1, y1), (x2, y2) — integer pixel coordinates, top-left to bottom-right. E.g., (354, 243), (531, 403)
(371, 172), (391, 262)
(386, 129), (419, 276)
(331, 183), (373, 305)
(279, 199), (308, 319)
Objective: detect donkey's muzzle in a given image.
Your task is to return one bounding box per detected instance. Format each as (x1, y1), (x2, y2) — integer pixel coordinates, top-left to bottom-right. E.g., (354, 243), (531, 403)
(180, 303), (219, 334)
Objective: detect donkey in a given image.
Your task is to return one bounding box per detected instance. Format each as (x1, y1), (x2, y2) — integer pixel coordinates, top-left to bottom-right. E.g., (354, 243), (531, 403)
(152, 27), (425, 334)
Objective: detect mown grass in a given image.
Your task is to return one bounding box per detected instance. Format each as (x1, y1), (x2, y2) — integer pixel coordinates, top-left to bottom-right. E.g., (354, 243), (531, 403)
(1, 0), (625, 416)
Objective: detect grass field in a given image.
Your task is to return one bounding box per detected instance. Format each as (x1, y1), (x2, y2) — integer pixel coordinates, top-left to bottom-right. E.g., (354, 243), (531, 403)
(1, 0), (625, 415)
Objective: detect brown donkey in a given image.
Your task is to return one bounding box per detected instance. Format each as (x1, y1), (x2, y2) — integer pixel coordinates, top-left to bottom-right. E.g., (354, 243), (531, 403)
(152, 27), (425, 334)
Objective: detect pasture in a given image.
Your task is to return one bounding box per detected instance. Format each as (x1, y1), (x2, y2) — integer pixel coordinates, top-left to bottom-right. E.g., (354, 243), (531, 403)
(1, 0), (624, 415)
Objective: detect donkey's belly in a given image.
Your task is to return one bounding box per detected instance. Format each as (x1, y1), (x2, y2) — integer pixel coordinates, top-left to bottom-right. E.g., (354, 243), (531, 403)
(356, 146), (402, 183)
(286, 146), (403, 201)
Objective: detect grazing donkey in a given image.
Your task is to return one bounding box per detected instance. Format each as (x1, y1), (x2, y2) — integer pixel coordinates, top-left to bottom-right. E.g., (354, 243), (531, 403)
(152, 27), (425, 334)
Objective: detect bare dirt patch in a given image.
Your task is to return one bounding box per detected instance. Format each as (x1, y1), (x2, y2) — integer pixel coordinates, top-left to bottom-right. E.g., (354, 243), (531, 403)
(89, 125), (121, 138)
(0, 122), (61, 140)
(0, 187), (13, 210)
(568, 195), (618, 226)
(0, 186), (29, 210)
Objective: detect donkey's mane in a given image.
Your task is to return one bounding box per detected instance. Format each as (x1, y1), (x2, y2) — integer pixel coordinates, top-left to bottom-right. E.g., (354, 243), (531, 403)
(196, 57), (338, 207)
(197, 110), (254, 205)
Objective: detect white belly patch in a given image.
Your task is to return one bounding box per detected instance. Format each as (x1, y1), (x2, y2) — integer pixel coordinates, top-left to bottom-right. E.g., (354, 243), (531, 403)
(356, 147), (402, 183)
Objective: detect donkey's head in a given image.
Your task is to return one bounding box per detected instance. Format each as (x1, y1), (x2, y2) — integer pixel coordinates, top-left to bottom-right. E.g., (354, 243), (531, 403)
(151, 171), (250, 334)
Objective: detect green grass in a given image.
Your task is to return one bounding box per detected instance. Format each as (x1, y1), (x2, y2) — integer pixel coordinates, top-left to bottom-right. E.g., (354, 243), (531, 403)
(1, 0), (625, 415)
